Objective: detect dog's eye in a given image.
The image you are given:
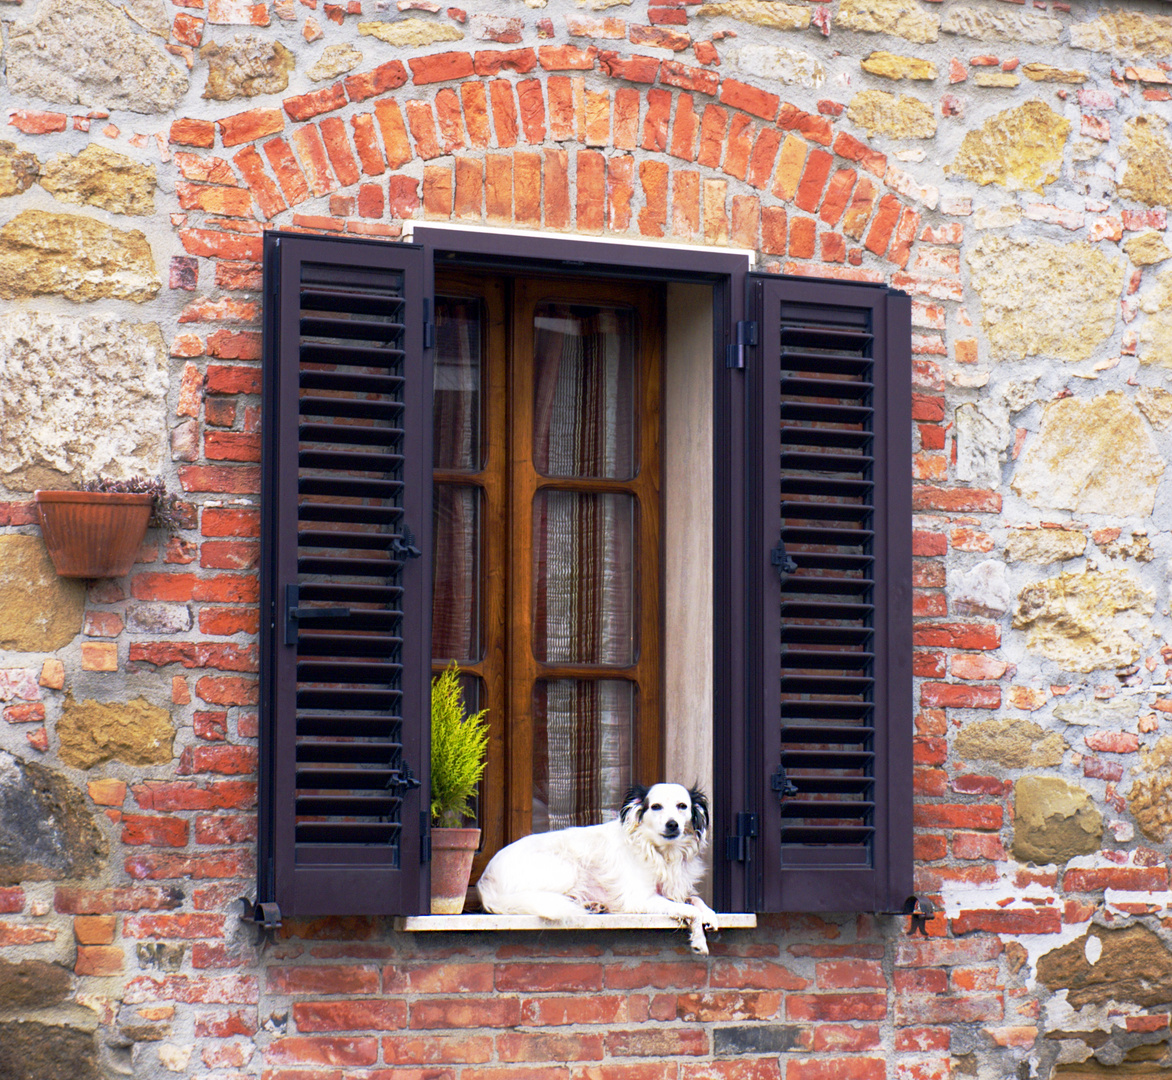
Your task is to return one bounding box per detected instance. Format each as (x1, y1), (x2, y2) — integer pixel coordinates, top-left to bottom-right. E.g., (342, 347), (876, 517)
(650, 803), (662, 811)
(677, 803), (688, 811)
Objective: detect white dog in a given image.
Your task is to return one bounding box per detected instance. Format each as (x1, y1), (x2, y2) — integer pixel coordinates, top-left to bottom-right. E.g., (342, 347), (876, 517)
(476, 783), (720, 954)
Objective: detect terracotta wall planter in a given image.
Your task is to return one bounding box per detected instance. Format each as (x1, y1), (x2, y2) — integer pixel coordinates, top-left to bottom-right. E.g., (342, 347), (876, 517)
(34, 490), (153, 579)
(430, 827), (481, 914)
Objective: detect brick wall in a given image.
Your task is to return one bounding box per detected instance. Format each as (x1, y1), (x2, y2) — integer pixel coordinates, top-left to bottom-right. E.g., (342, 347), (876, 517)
(3, 0), (1172, 1077)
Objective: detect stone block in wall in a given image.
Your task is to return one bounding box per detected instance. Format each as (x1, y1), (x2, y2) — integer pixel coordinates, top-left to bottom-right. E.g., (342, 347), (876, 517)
(1012, 776), (1102, 864)
(307, 43), (363, 81)
(0, 211), (161, 304)
(38, 145), (156, 216)
(1038, 926), (1172, 1007)
(0, 750), (108, 884)
(1011, 393), (1164, 517)
(732, 44), (824, 88)
(0, 536), (85, 653)
(847, 90), (935, 139)
(950, 100), (1070, 193)
(1005, 529), (1088, 564)
(0, 312), (167, 491)
(6, 0), (188, 114)
(57, 695), (175, 770)
(0, 142), (40, 198)
(356, 17), (464, 45)
(0, 959), (72, 1011)
(1127, 735), (1172, 842)
(942, 5), (1062, 44)
(695, 1), (811, 32)
(0, 1020), (102, 1080)
(201, 36), (295, 100)
(1070, 10), (1172, 58)
(966, 237), (1123, 362)
(834, 0), (939, 43)
(1118, 116), (1172, 208)
(1013, 569), (1154, 673)
(955, 719), (1066, 770)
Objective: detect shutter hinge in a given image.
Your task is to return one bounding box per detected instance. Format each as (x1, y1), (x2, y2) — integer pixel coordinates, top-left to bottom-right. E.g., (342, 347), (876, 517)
(901, 895), (937, 936)
(726, 320), (757, 369)
(725, 811), (757, 863)
(771, 764), (799, 800)
(423, 297), (435, 350)
(239, 897), (282, 946)
(421, 810), (431, 864)
(771, 537), (798, 581)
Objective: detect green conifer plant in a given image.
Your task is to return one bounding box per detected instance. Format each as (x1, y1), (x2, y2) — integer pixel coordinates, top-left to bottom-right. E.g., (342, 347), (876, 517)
(430, 663), (489, 828)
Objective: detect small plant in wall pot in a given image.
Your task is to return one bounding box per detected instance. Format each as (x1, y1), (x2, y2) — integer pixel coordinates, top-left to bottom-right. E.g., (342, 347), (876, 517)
(430, 662), (489, 914)
(34, 475), (181, 579)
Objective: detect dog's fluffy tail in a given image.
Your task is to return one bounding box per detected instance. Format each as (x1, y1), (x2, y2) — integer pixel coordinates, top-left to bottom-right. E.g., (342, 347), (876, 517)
(477, 881), (587, 923)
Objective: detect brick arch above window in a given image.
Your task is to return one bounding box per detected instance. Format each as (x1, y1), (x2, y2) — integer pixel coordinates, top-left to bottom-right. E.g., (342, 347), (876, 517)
(171, 49), (932, 282)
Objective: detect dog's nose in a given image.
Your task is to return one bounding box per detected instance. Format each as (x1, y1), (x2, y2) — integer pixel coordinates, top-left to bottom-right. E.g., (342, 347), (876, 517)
(664, 819), (679, 836)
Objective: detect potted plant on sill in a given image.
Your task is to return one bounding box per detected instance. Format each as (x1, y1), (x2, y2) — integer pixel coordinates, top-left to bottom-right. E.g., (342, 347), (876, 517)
(35, 475), (181, 579)
(429, 662), (489, 915)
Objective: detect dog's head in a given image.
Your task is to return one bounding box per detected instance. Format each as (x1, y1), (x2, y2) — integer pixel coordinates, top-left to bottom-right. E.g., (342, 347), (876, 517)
(620, 783), (710, 849)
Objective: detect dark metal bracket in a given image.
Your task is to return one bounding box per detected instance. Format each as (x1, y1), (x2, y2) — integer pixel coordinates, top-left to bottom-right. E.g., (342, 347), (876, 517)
(902, 895), (937, 937)
(726, 319), (757, 369)
(284, 584), (351, 645)
(240, 897), (282, 946)
(771, 763), (799, 800)
(391, 526), (422, 561)
(771, 537), (798, 581)
(725, 811), (757, 863)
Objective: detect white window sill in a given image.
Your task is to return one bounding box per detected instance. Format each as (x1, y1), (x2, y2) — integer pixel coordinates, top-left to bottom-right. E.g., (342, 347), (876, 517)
(394, 913), (757, 932)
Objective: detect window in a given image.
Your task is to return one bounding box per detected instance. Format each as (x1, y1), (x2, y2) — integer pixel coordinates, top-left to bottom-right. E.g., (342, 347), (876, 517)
(257, 227), (912, 919)
(431, 274), (664, 871)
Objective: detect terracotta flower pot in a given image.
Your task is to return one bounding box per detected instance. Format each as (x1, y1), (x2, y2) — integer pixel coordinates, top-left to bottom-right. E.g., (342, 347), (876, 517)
(34, 490), (153, 579)
(430, 826), (481, 914)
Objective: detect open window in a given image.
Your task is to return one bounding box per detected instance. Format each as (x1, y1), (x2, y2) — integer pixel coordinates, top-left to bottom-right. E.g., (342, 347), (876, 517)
(257, 227), (912, 920)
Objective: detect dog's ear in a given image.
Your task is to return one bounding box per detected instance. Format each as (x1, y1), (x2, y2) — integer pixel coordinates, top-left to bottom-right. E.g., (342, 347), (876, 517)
(620, 785), (649, 825)
(688, 787), (710, 838)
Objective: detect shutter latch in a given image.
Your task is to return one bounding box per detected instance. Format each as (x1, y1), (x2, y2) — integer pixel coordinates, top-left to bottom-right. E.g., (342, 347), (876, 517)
(726, 319), (757, 369)
(902, 895), (937, 937)
(391, 527), (422, 560)
(284, 584), (352, 645)
(725, 811), (757, 862)
(388, 759), (422, 793)
(239, 897), (282, 946)
(771, 763), (799, 800)
(771, 536), (798, 581)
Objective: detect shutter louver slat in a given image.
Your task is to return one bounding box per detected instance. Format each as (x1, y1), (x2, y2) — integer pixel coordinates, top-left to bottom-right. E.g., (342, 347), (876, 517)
(778, 301), (878, 870)
(261, 233), (429, 917)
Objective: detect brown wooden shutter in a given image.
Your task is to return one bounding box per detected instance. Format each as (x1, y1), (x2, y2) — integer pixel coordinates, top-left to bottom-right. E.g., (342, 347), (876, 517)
(746, 274), (912, 913)
(259, 232), (431, 917)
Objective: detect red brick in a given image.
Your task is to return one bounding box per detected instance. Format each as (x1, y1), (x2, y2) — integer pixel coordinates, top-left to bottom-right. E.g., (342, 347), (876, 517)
(485, 156), (512, 223)
(123, 913), (227, 939)
(230, 147), (285, 218)
(913, 803), (1003, 830)
(815, 961), (885, 990)
(832, 131), (887, 178)
(461, 82), (491, 148)
(261, 137), (310, 206)
(818, 168), (856, 225)
(343, 60), (408, 102)
(648, 5), (687, 24)
(409, 51), (475, 85)
(388, 174), (420, 219)
(125, 850), (253, 880)
(599, 51), (661, 83)
(605, 1028), (708, 1057)
(171, 118), (216, 147)
(517, 80), (546, 143)
(914, 622), (1000, 651)
(1064, 867), (1169, 892)
(672, 169), (700, 238)
(195, 676), (259, 707)
(660, 59), (720, 96)
(194, 711), (228, 742)
(178, 744), (257, 776)
(888, 206), (921, 268)
(453, 156), (483, 221)
(920, 682), (1000, 709)
(429, 87), (464, 152)
(547, 75), (575, 141)
(9, 110), (67, 134)
(952, 908), (1061, 935)
(746, 127), (781, 189)
(703, 177), (729, 245)
(670, 93), (699, 161)
(124, 974), (259, 1005)
(374, 100), (412, 168)
(543, 149), (570, 228)
(201, 507), (260, 537)
(412, 997), (523, 1029)
(614, 86), (639, 149)
(489, 80), (518, 147)
(268, 965), (380, 994)
(773, 134), (807, 201)
(474, 48), (538, 77)
(761, 206), (787, 255)
(76, 946), (124, 976)
(195, 814), (257, 844)
(788, 1059), (884, 1080)
(285, 84), (346, 122)
(915, 834), (947, 861)
(218, 108), (284, 147)
(1085, 730), (1139, 753)
(176, 180), (252, 217)
(952, 832), (1006, 860)
(913, 487), (1002, 513)
(697, 103), (727, 169)
(538, 45), (598, 70)
(864, 193), (901, 256)
(293, 1000), (409, 1032)
(179, 228), (263, 261)
(318, 116), (360, 186)
(55, 886), (184, 915)
(404, 100), (440, 160)
(787, 994), (887, 1022)
(196, 1010), (259, 1038)
(730, 194), (759, 248)
(497, 1031), (604, 1062)
(514, 151), (541, 227)
(498, 963), (604, 993)
(629, 24), (690, 50)
(576, 150), (605, 232)
(122, 815), (189, 848)
(723, 113), (754, 181)
(777, 104), (833, 146)
(585, 88), (610, 146)
(199, 607), (260, 636)
(676, 992), (782, 1023)
(265, 1037), (378, 1066)
(720, 78), (779, 121)
(788, 216), (816, 259)
(820, 233), (846, 263)
(356, 181), (383, 217)
(812, 1025), (881, 1053)
(607, 154), (634, 231)
(642, 87), (673, 152)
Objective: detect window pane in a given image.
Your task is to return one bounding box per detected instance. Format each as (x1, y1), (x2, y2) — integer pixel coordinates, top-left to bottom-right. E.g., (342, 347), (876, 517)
(532, 490), (636, 665)
(434, 295), (482, 471)
(432, 484), (480, 662)
(532, 679), (634, 832)
(532, 303), (637, 479)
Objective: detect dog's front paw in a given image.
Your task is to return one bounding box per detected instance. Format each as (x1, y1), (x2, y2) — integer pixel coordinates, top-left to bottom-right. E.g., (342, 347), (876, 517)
(688, 897), (719, 934)
(688, 922), (710, 955)
(583, 901), (609, 914)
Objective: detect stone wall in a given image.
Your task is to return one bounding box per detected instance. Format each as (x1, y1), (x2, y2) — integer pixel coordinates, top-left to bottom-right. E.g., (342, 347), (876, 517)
(1, 0), (1172, 1077)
